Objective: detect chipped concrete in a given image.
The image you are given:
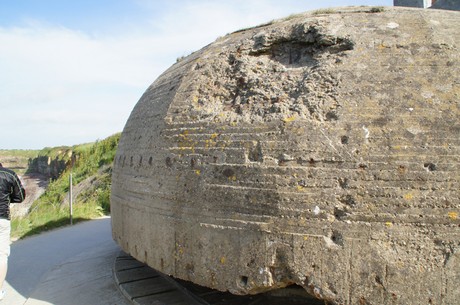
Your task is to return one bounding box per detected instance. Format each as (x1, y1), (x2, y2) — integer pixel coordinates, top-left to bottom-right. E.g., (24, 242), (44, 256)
(111, 7), (460, 305)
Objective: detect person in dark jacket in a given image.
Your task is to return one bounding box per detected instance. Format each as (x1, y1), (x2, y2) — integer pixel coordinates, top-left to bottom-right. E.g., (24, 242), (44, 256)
(0, 162), (25, 299)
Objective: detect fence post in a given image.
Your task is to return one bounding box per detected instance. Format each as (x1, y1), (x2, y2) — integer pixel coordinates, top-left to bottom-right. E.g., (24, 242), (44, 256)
(69, 173), (73, 225)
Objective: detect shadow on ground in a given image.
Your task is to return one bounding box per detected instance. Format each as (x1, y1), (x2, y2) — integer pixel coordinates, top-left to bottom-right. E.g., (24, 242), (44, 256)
(5, 218), (129, 305)
(18, 217), (92, 239)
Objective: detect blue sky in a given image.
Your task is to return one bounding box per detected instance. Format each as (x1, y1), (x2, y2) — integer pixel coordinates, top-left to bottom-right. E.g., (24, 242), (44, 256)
(0, 0), (392, 149)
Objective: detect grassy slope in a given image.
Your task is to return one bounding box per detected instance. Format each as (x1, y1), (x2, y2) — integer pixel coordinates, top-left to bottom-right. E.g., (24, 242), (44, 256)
(11, 133), (120, 239)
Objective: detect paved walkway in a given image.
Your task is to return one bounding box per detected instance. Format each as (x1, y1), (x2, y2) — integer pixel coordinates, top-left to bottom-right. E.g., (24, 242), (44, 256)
(4, 217), (129, 305)
(3, 217), (323, 305)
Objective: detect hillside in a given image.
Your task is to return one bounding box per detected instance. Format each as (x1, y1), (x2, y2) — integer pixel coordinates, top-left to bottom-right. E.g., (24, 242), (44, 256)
(2, 133), (120, 239)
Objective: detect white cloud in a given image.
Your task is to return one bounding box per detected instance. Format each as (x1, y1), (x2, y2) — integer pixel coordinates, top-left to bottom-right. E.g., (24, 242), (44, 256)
(0, 0), (391, 149)
(0, 24), (168, 149)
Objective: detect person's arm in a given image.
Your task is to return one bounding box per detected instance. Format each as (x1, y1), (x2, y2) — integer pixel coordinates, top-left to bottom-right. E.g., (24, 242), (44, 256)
(10, 174), (26, 203)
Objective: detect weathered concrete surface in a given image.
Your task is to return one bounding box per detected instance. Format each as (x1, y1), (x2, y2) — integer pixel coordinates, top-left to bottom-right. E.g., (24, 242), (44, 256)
(111, 7), (460, 305)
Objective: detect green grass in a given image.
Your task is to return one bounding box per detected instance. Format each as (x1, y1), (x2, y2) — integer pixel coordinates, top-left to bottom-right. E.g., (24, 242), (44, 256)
(369, 7), (385, 13)
(0, 150), (40, 158)
(284, 13), (303, 20)
(312, 8), (336, 15)
(11, 133), (120, 239)
(11, 203), (103, 239)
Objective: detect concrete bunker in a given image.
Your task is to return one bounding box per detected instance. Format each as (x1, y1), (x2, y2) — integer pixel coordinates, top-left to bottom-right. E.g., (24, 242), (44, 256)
(111, 7), (460, 305)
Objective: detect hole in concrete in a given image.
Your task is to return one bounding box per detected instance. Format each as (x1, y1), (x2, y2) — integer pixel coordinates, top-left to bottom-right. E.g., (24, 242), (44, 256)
(248, 141), (263, 162)
(250, 41), (317, 68)
(240, 276), (249, 287)
(398, 165), (407, 174)
(148, 157), (153, 165)
(334, 207), (348, 220)
(340, 195), (356, 207)
(424, 162), (436, 171)
(191, 157), (196, 168)
(341, 135), (349, 144)
(338, 177), (349, 189)
(223, 168), (235, 178)
(331, 230), (344, 246)
(250, 24), (354, 68)
(326, 111), (339, 121)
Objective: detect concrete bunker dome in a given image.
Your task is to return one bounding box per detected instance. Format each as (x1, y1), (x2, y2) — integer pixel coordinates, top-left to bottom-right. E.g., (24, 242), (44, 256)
(111, 6), (460, 305)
